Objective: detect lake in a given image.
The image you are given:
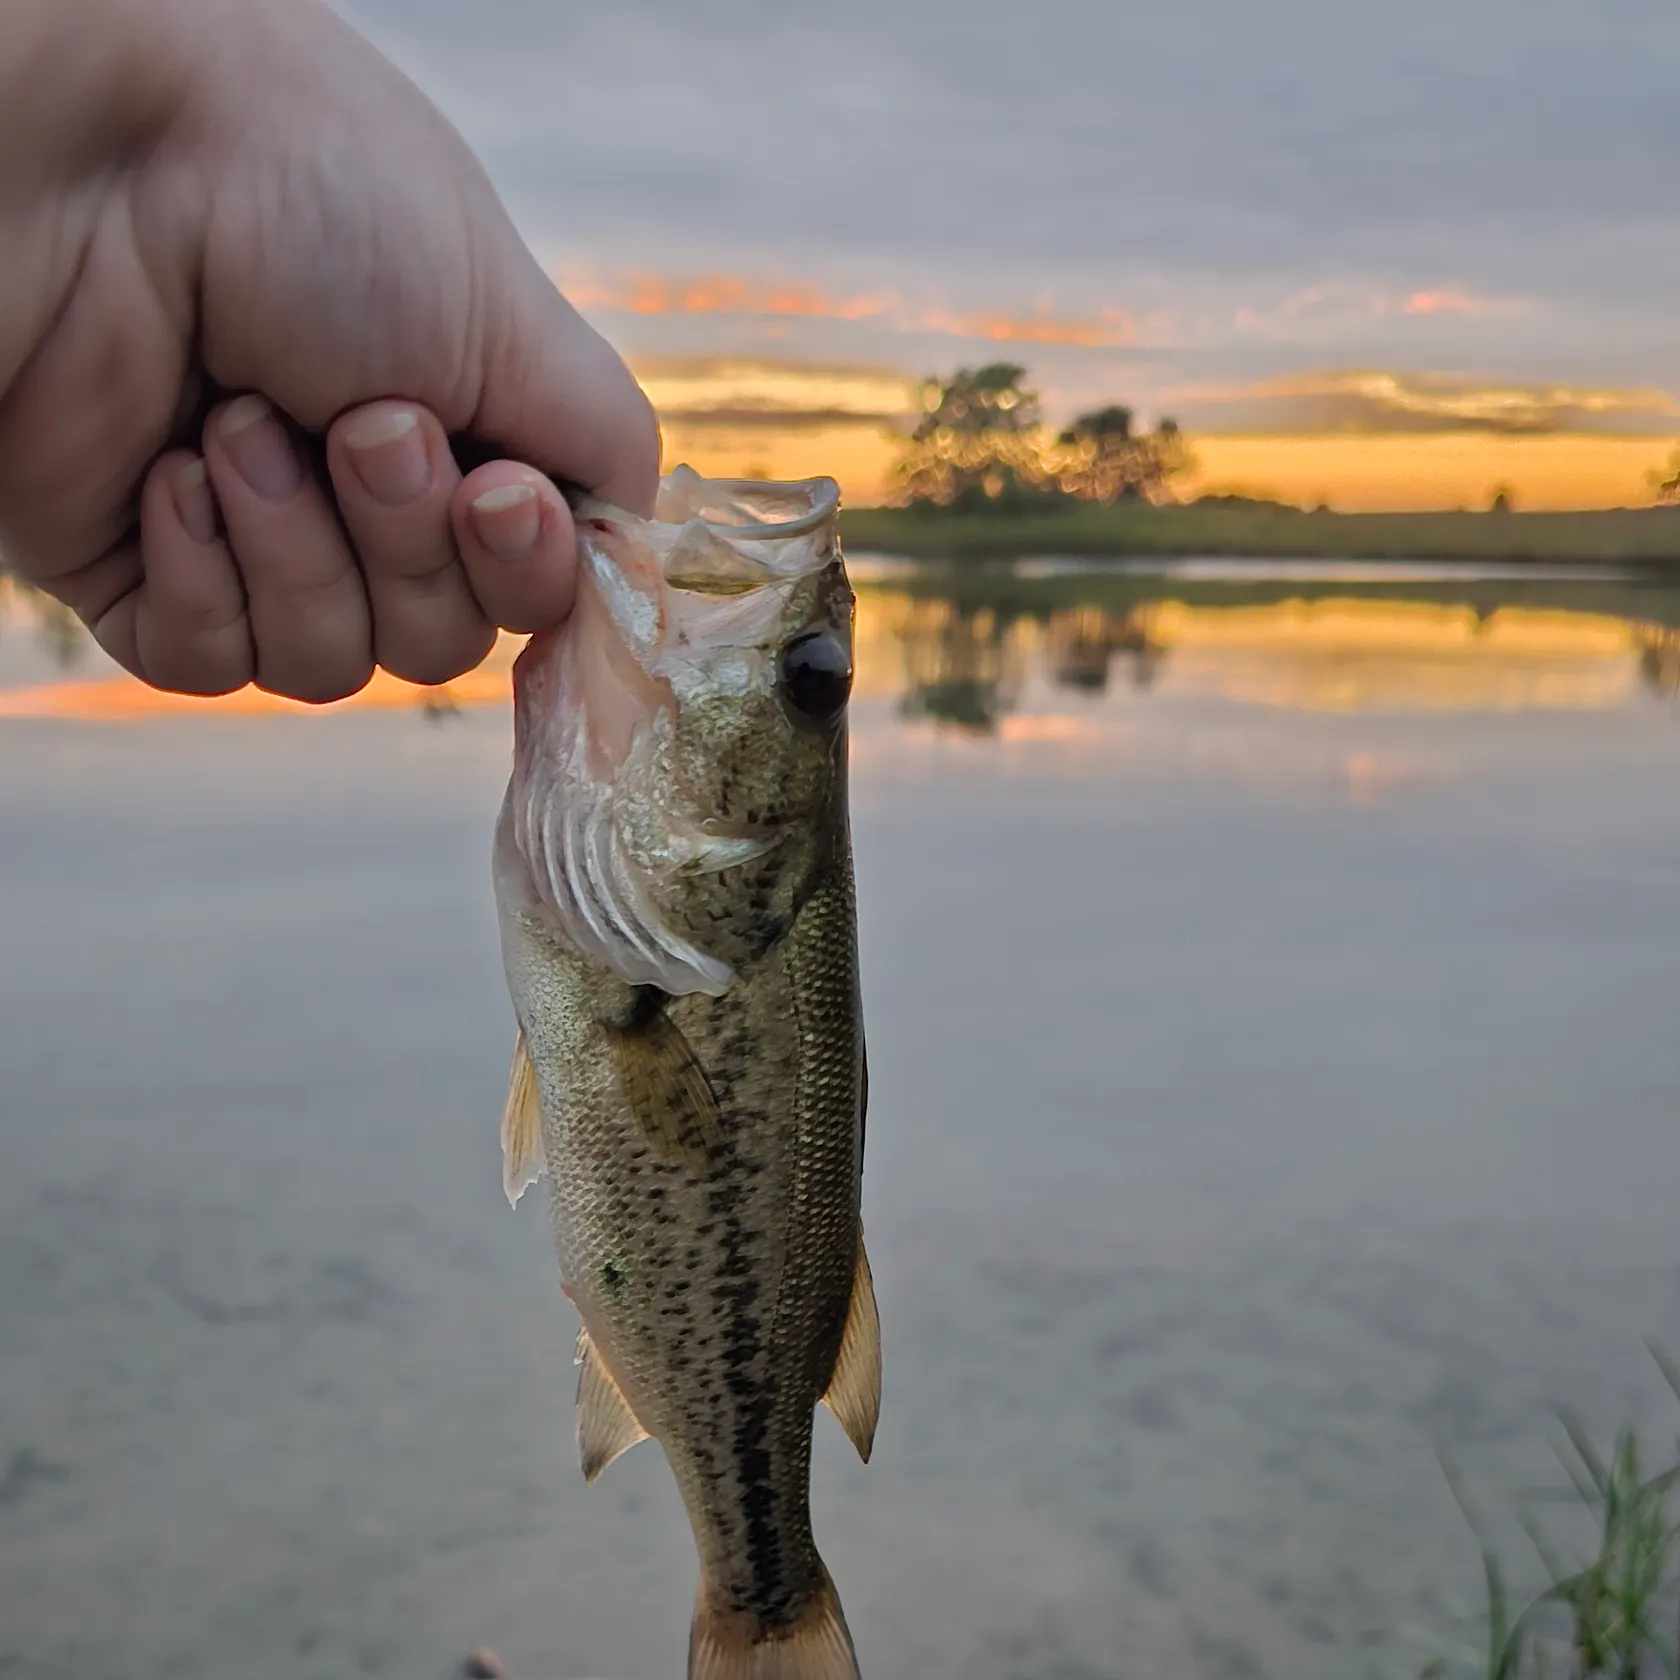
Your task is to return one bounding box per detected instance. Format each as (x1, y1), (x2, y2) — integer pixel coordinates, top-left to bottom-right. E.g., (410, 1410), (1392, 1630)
(3, 558), (1680, 1680)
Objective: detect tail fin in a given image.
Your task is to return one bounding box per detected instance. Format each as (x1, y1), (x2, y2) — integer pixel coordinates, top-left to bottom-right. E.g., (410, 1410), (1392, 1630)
(689, 1567), (860, 1680)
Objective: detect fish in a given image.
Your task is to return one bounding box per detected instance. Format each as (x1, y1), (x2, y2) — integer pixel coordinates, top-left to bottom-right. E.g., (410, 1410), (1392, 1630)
(492, 466), (878, 1680)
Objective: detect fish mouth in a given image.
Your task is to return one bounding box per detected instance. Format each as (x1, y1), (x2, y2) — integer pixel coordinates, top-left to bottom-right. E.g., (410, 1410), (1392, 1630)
(576, 468), (842, 598)
(651, 468), (840, 541)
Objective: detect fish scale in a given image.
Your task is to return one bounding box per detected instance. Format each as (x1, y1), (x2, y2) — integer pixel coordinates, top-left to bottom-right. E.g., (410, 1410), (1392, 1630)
(493, 470), (878, 1680)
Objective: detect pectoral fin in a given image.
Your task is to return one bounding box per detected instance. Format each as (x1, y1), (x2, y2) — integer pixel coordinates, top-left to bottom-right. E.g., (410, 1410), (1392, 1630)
(500, 1031), (545, 1208)
(606, 1002), (723, 1166)
(821, 1227), (881, 1463)
(575, 1327), (652, 1482)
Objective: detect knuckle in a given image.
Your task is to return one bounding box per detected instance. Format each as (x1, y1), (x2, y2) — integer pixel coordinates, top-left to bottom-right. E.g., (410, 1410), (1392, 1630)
(167, 595), (248, 638)
(363, 545), (461, 594)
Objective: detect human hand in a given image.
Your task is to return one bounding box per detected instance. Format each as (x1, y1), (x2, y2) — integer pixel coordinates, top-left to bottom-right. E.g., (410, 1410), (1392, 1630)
(0, 0), (659, 701)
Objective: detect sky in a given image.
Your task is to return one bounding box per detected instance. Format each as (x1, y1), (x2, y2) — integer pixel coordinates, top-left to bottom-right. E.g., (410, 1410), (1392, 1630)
(332, 0), (1680, 504)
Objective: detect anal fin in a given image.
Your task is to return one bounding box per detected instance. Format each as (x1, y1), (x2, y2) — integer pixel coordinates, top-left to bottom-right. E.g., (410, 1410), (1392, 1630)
(820, 1225), (881, 1464)
(500, 1031), (545, 1208)
(575, 1326), (651, 1483)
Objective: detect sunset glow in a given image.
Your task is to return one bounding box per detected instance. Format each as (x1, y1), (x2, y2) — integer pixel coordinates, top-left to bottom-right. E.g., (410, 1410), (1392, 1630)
(1167, 369), (1680, 432)
(1175, 431), (1680, 512)
(612, 355), (1680, 511)
(0, 640), (522, 721)
(649, 413), (1680, 512)
(4, 594), (1668, 724)
(1400, 290), (1483, 315)
(561, 266), (1137, 347)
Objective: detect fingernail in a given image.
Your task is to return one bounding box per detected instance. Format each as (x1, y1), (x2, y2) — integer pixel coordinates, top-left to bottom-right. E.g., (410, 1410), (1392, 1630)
(217, 394), (303, 502)
(342, 407), (430, 507)
(172, 458), (219, 545)
(470, 483), (540, 559)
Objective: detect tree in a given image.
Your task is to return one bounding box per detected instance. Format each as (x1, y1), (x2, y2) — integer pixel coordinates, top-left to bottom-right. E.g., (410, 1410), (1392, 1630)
(1054, 407), (1191, 504)
(1061, 404), (1132, 444)
(1655, 449), (1680, 505)
(891, 367), (1195, 512)
(918, 363), (1041, 434)
(893, 364), (1057, 511)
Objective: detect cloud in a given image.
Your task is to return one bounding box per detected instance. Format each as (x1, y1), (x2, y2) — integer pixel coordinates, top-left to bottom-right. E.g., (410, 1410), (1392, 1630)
(1400, 290), (1485, 316)
(1163, 369), (1680, 435)
(1228, 283), (1525, 340)
(556, 267), (1137, 347)
(338, 0), (1680, 278)
(629, 356), (922, 427)
(329, 0), (1680, 399)
(564, 271), (895, 322)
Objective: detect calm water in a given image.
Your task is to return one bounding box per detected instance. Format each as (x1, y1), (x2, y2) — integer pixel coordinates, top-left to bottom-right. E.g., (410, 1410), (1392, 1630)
(4, 562), (1680, 1680)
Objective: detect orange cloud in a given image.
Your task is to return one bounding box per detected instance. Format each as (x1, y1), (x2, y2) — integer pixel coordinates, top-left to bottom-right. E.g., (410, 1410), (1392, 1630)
(558, 267), (1133, 346)
(921, 307), (1133, 346)
(1400, 289), (1482, 314)
(1233, 283), (1524, 334)
(631, 357), (921, 423)
(1380, 285), (1524, 318)
(574, 270), (898, 321)
(1161, 368), (1679, 435)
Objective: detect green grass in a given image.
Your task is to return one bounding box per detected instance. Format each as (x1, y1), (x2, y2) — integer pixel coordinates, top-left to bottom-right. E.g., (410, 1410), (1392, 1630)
(840, 502), (1680, 566)
(1420, 1342), (1680, 1680)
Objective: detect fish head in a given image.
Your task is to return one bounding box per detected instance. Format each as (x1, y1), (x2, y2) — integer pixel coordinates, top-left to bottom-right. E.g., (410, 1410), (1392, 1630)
(499, 468), (854, 997)
(640, 469), (853, 843)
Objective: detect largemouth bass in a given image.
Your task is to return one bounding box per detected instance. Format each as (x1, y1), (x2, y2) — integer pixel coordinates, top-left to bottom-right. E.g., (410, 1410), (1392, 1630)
(492, 468), (878, 1680)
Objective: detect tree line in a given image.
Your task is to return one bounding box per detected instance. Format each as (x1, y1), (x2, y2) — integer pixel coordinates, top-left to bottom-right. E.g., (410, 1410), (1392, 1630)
(892, 363), (1192, 513)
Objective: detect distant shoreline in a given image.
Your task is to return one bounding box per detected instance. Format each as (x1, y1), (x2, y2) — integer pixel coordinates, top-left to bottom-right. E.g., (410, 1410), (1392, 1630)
(839, 503), (1680, 567)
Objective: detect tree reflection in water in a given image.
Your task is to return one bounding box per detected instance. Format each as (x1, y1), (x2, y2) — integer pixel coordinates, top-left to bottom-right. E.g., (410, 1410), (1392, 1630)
(1045, 604), (1167, 695)
(896, 603), (1027, 734)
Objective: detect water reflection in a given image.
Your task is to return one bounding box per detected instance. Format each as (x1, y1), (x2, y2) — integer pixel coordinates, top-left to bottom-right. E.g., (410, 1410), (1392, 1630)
(1641, 627), (1680, 698)
(892, 603), (1027, 733)
(870, 580), (1680, 736)
(1041, 603), (1164, 694)
(5, 561), (1680, 725)
(8, 557), (1680, 1680)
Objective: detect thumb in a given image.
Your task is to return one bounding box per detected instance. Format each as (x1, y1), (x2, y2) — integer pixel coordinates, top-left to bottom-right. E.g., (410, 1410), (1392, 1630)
(469, 258), (662, 519)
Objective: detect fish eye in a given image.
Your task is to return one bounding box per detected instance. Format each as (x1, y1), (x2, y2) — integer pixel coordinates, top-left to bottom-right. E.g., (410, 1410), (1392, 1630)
(779, 629), (852, 722)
